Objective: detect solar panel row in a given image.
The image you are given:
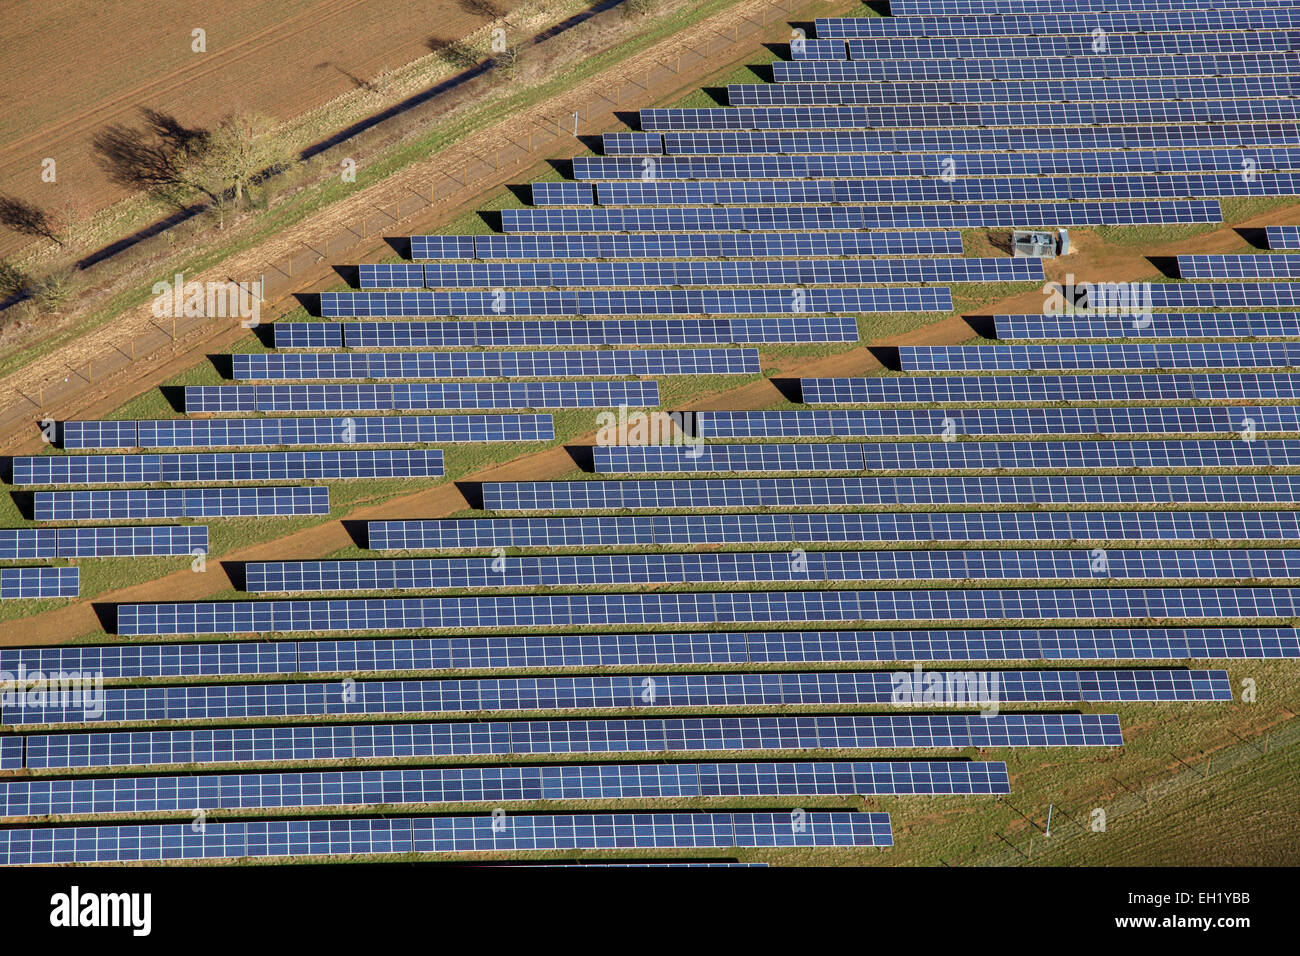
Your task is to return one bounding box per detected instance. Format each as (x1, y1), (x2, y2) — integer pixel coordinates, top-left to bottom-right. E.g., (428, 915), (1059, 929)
(1266, 225), (1300, 250)
(481, 475), (1300, 509)
(12, 451), (443, 486)
(112, 588), (1300, 635)
(4, 628), (1292, 682)
(64, 415), (555, 449)
(894, 0), (1282, 15)
(231, 349), (758, 379)
(817, 9), (1300, 38)
(0, 762), (1009, 817)
(0, 812), (892, 864)
(184, 381), (659, 412)
(995, 312), (1300, 340)
(694, 407), (1298, 438)
(897, 342), (1300, 371)
(774, 53), (1300, 82)
(0, 568), (78, 599)
(800, 373), (1300, 404)
(367, 511), (1300, 549)
(275, 317), (860, 348)
(320, 289), (954, 315)
(32, 487), (329, 521)
(1178, 254), (1300, 278)
(23, 714), (1124, 770)
(417, 230), (964, 258)
(2, 670), (1229, 725)
(841, 33), (1300, 60)
(241, 550), (1300, 593)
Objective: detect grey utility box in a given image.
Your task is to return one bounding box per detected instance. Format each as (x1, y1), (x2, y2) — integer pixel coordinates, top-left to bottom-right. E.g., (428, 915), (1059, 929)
(1011, 228), (1070, 258)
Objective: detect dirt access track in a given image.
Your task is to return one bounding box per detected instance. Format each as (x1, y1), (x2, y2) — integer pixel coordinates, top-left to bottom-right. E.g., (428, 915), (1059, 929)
(0, 0), (514, 258)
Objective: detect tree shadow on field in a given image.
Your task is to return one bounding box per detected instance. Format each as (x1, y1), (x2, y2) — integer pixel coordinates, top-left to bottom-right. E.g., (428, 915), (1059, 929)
(0, 194), (63, 246)
(90, 108), (212, 208)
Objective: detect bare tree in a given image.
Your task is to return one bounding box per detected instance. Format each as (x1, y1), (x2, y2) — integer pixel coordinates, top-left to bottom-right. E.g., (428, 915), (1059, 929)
(193, 113), (290, 207)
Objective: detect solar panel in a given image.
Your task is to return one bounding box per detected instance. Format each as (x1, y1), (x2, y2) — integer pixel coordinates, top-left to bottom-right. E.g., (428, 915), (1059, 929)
(23, 714), (1124, 770)
(695, 407), (1300, 438)
(54, 526), (208, 558)
(0, 738), (20, 771)
(0, 762), (1008, 816)
(1178, 254), (1300, 278)
(184, 382), (659, 412)
(321, 317), (859, 347)
(995, 312), (1300, 339)
(357, 263), (425, 288)
(818, 9), (1300, 37)
(775, 53), (1300, 82)
(32, 487), (329, 521)
(367, 511), (1300, 549)
(594, 440), (1300, 472)
(0, 530), (56, 560)
(469, 230), (965, 257)
(658, 126), (1300, 155)
(843, 34), (1300, 60)
(500, 202), (1222, 230)
(118, 415), (555, 448)
(0, 568), (78, 599)
(1266, 225), (1300, 250)
(5, 627), (1291, 685)
(601, 131), (664, 154)
(12, 451), (443, 485)
(111, 588), (1300, 635)
(530, 181), (595, 205)
(638, 101), (1300, 132)
(1093, 282), (1300, 308)
(319, 289), (954, 316)
(3, 668), (1227, 725)
(599, 174), (1298, 204)
(482, 475), (1300, 510)
(577, 149), (1300, 179)
(895, 0), (1287, 14)
(730, 77), (1297, 106)
(239, 551), (1300, 594)
(800, 373), (1300, 404)
(408, 235), (477, 259)
(405, 259), (1038, 286)
(61, 420), (139, 450)
(232, 349), (758, 379)
(273, 322), (342, 348)
(0, 812), (891, 863)
(897, 342), (1300, 371)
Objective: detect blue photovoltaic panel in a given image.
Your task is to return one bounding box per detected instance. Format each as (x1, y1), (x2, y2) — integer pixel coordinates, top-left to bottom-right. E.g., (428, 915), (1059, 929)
(800, 373), (1300, 404)
(577, 150), (1300, 180)
(319, 289), (954, 315)
(775, 54), (1300, 82)
(793, 38), (848, 59)
(597, 174), (1298, 203)
(4, 628), (1292, 683)
(112, 589), (1300, 635)
(0, 762), (1007, 816)
(23, 714), (1123, 770)
(239, 551), (1300, 594)
(2, 669), (1227, 725)
(128, 415), (554, 448)
(232, 349), (758, 379)
(638, 102), (1300, 132)
(408, 235), (477, 259)
(0, 568), (78, 599)
(1091, 282), (1300, 309)
(1178, 254), (1300, 278)
(273, 323), (342, 349)
(500, 202), (1222, 231)
(601, 131), (663, 154)
(0, 739), (20, 770)
(54, 526), (208, 558)
(594, 440), (1300, 472)
(995, 312), (1300, 340)
(0, 812), (891, 863)
(366, 512), (1300, 549)
(11, 451), (443, 485)
(32, 487), (329, 521)
(472, 231), (965, 257)
(895, 0), (1288, 14)
(843, 34), (1300, 60)
(658, 126), (1300, 155)
(357, 264), (425, 288)
(411, 259), (1037, 286)
(62, 420), (140, 450)
(695, 407), (1300, 438)
(0, 530), (56, 560)
(481, 475), (1300, 510)
(897, 343), (1300, 371)
(531, 181), (595, 205)
(817, 10), (1300, 37)
(329, 317), (859, 347)
(1266, 226), (1300, 250)
(184, 381), (659, 412)
(729, 77), (1298, 106)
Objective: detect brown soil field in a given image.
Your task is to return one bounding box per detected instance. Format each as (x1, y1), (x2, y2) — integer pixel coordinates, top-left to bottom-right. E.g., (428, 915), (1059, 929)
(0, 0), (515, 257)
